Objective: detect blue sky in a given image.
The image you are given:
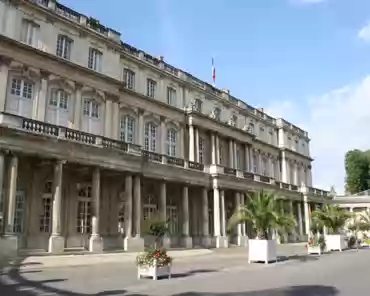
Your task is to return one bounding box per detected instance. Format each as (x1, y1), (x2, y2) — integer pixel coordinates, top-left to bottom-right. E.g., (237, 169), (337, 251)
(60, 0), (370, 194)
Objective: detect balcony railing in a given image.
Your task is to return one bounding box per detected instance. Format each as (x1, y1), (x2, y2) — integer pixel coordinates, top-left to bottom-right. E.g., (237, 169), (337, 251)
(291, 185), (298, 191)
(22, 118), (59, 137)
(188, 161), (204, 171)
(243, 171), (254, 180)
(64, 128), (96, 145)
(259, 175), (270, 183)
(142, 150), (162, 163)
(224, 167), (237, 176)
(102, 138), (128, 152)
(167, 156), (184, 167)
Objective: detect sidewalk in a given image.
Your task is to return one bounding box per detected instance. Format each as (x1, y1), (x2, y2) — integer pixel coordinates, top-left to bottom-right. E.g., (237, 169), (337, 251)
(6, 243), (308, 270)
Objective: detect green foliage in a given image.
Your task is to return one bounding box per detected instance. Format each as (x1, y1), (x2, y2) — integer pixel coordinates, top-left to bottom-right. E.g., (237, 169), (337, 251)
(348, 211), (370, 232)
(307, 235), (326, 249)
(228, 190), (297, 240)
(141, 212), (171, 248)
(311, 205), (352, 234)
(345, 150), (370, 194)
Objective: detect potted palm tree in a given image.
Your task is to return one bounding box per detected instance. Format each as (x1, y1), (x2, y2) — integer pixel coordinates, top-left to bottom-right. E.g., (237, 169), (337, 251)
(347, 211), (370, 249)
(136, 213), (172, 280)
(228, 190), (297, 264)
(306, 217), (326, 255)
(311, 205), (352, 252)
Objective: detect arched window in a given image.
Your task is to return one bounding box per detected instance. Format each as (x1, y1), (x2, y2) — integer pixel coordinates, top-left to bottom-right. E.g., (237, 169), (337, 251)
(120, 115), (135, 143)
(81, 97), (102, 135)
(144, 122), (157, 152)
(49, 89), (69, 110)
(166, 128), (177, 157)
(46, 89), (70, 127)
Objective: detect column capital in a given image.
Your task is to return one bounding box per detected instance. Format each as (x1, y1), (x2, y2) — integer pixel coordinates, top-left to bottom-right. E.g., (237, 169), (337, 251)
(40, 69), (51, 80)
(0, 56), (12, 67)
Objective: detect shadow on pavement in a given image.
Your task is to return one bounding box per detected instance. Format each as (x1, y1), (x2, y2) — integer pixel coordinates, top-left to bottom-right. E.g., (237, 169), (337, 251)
(170, 269), (218, 279)
(173, 285), (339, 296)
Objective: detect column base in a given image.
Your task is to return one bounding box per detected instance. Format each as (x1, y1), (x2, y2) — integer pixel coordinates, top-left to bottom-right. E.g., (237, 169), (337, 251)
(89, 235), (103, 253)
(48, 235), (65, 254)
(124, 236), (144, 252)
(215, 236), (229, 248)
(0, 234), (18, 257)
(201, 236), (212, 248)
(162, 236), (171, 249)
(180, 236), (193, 249)
(237, 235), (248, 247)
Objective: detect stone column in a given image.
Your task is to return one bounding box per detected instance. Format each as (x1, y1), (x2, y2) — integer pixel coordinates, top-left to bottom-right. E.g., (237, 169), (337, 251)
(189, 124), (195, 161)
(233, 141), (237, 169)
(228, 139), (234, 168)
(0, 152), (5, 233)
(241, 194), (247, 238)
(73, 83), (82, 130)
(160, 116), (166, 155)
(89, 167), (103, 252)
(219, 190), (229, 248)
(195, 128), (200, 162)
(5, 155), (18, 235)
(180, 124), (185, 159)
(181, 186), (192, 248)
(0, 56), (11, 112)
(250, 148), (255, 172)
(36, 72), (48, 121)
(136, 108), (144, 145)
(293, 162), (299, 185)
(211, 133), (216, 165)
(112, 102), (120, 140)
(281, 151), (288, 183)
(307, 167), (313, 187)
(234, 192), (246, 247)
(275, 159), (281, 181)
(201, 187), (211, 247)
(104, 100), (112, 137)
(2, 154), (18, 256)
(303, 196), (311, 236)
(159, 181), (170, 248)
(48, 160), (65, 253)
(297, 201), (303, 238)
(123, 174), (133, 249)
(212, 178), (223, 248)
(244, 144), (249, 171)
(215, 134), (220, 165)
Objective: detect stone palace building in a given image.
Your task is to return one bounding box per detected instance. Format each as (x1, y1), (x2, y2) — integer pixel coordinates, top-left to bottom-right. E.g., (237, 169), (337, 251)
(0, 0), (331, 256)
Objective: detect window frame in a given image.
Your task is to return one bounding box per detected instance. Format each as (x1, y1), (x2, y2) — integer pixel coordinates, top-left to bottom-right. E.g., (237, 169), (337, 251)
(120, 115), (135, 143)
(56, 34), (73, 60)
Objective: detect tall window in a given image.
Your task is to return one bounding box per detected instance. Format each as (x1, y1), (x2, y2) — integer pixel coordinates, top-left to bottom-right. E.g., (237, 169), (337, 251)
(13, 192), (25, 233)
(252, 153), (258, 173)
(262, 157), (268, 176)
(167, 87), (176, 106)
(83, 99), (100, 118)
(120, 115), (135, 143)
(88, 48), (102, 72)
(199, 137), (205, 164)
(144, 122), (157, 152)
(146, 79), (156, 98)
(219, 143), (224, 165)
(123, 68), (135, 90)
(236, 148), (242, 170)
(56, 34), (72, 60)
(49, 89), (69, 110)
(10, 78), (33, 99)
(167, 129), (177, 157)
(21, 19), (39, 46)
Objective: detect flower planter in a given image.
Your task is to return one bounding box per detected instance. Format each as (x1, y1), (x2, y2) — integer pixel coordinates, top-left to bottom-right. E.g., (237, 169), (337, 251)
(137, 262), (171, 280)
(248, 239), (277, 264)
(325, 234), (347, 252)
(307, 245), (324, 255)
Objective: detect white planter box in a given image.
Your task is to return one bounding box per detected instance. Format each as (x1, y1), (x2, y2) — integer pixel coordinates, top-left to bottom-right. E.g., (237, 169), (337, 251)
(325, 234), (347, 252)
(307, 245), (323, 255)
(248, 239), (277, 264)
(137, 263), (171, 280)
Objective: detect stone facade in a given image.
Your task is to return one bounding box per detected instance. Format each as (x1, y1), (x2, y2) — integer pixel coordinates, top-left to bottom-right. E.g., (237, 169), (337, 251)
(0, 0), (330, 256)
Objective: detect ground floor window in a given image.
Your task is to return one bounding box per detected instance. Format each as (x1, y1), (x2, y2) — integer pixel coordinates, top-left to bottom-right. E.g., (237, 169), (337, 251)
(76, 200), (91, 234)
(166, 206), (178, 235)
(39, 196), (52, 233)
(13, 192), (25, 233)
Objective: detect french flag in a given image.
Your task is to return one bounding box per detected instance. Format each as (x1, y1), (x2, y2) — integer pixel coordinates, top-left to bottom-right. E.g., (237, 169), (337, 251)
(212, 57), (216, 86)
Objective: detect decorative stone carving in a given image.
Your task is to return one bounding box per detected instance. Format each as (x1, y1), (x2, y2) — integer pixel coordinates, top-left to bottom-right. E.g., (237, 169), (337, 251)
(228, 114), (237, 127)
(209, 107), (221, 121)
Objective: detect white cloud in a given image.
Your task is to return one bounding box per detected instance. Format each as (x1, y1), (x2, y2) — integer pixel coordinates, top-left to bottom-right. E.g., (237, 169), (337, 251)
(358, 22), (370, 43)
(267, 76), (370, 195)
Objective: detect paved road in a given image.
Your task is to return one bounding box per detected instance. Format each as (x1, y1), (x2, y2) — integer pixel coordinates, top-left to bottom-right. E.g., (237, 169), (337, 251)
(1, 248), (369, 295)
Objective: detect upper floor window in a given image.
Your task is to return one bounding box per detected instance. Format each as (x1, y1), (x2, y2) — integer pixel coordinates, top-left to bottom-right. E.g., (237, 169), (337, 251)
(49, 89), (69, 110)
(262, 157), (268, 176)
(120, 115), (135, 143)
(252, 153), (258, 173)
(123, 68), (135, 90)
(194, 99), (202, 112)
(219, 143), (224, 165)
(56, 34), (72, 60)
(147, 79), (156, 98)
(248, 123), (255, 134)
(236, 148), (242, 170)
(144, 122), (157, 152)
(83, 99), (100, 118)
(88, 48), (102, 72)
(10, 78), (33, 99)
(199, 137), (205, 164)
(21, 19), (39, 47)
(166, 129), (177, 157)
(167, 87), (176, 106)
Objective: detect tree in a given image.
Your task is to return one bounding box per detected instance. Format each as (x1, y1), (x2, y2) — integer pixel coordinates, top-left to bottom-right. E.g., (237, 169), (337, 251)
(228, 190), (297, 239)
(141, 213), (171, 249)
(345, 150), (370, 194)
(311, 205), (352, 234)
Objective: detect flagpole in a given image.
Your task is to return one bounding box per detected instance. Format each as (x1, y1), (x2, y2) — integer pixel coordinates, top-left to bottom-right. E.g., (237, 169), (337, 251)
(212, 57), (216, 87)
